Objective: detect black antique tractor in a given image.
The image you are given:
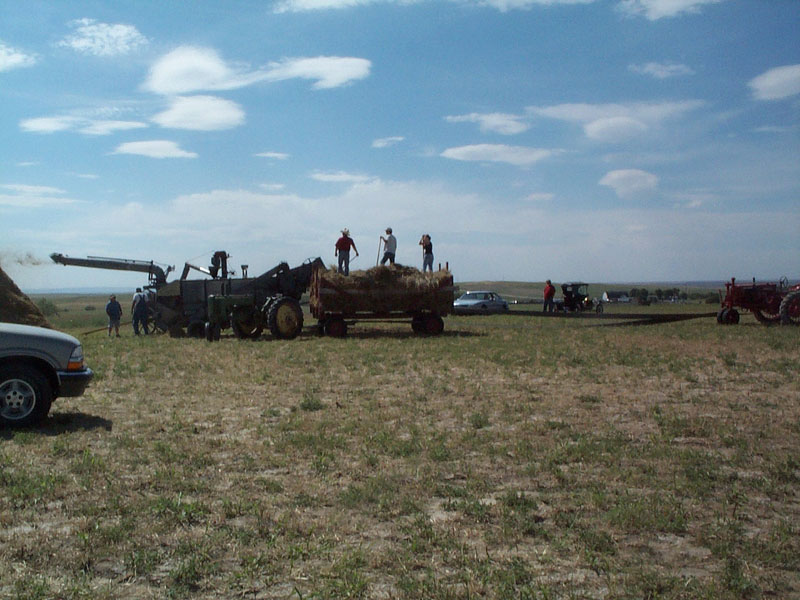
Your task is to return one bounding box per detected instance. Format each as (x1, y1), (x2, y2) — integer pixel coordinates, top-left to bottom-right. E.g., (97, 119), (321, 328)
(557, 282), (603, 314)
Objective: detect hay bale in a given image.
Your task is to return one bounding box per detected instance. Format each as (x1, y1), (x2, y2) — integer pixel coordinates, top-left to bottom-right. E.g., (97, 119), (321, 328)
(311, 264), (454, 316)
(0, 265), (51, 327)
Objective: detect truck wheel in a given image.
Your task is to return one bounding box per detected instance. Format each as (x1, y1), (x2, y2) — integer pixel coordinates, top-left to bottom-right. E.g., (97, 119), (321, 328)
(324, 318), (347, 338)
(779, 290), (800, 325)
(268, 297), (304, 340)
(0, 364), (53, 427)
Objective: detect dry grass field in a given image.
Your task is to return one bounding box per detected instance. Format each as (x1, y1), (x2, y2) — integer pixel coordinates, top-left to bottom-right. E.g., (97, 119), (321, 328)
(2, 298), (799, 599)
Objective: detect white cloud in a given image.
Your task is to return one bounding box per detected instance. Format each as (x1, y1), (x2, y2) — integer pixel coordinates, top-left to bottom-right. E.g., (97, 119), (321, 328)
(58, 18), (147, 56)
(617, 0), (723, 20)
(441, 144), (556, 166)
(255, 152), (291, 160)
(526, 192), (555, 202)
(445, 112), (529, 135)
(528, 100), (703, 142)
(78, 120), (148, 135)
(748, 64), (800, 101)
(629, 61), (694, 79)
(274, 0), (595, 12)
(311, 171), (374, 183)
(476, 0), (595, 10)
(20, 115), (147, 135)
(265, 56), (371, 89)
(599, 169), (659, 199)
(143, 46), (370, 95)
(152, 95), (245, 131)
(0, 184), (76, 208)
(20, 116), (80, 133)
(259, 183), (286, 191)
(0, 42), (37, 71)
(372, 136), (405, 148)
(112, 140), (198, 159)
(584, 117), (648, 143)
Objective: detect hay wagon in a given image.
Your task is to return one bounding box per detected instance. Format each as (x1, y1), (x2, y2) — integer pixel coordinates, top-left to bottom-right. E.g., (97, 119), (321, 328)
(309, 266), (455, 337)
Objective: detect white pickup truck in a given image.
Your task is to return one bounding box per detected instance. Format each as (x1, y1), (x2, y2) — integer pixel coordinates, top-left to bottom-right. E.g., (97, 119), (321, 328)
(0, 323), (93, 426)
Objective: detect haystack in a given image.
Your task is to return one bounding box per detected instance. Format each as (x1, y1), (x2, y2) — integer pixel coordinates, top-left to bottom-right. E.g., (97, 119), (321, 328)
(311, 264), (454, 315)
(0, 265), (51, 327)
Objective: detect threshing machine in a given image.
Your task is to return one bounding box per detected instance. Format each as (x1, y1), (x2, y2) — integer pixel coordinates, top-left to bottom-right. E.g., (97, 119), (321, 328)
(50, 251), (324, 338)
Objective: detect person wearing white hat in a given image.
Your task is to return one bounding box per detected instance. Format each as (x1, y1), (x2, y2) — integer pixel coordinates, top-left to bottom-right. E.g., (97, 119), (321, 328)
(335, 228), (359, 275)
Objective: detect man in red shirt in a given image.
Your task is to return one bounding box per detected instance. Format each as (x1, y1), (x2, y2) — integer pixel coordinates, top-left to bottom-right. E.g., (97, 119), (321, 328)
(335, 228), (359, 275)
(543, 279), (556, 313)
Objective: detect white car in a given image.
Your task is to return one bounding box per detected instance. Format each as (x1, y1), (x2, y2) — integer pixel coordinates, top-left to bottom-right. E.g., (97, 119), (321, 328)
(0, 323), (93, 426)
(453, 291), (509, 315)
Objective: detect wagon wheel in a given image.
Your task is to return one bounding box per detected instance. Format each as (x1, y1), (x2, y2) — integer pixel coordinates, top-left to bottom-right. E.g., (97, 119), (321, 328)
(424, 314), (444, 335)
(267, 297), (304, 340)
(595, 303), (604, 314)
(231, 307), (263, 339)
(324, 318), (347, 338)
(411, 316), (425, 334)
(779, 289), (800, 325)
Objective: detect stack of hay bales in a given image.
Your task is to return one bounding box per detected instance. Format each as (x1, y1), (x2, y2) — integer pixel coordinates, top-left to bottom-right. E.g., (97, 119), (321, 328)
(310, 264), (454, 316)
(0, 265), (51, 327)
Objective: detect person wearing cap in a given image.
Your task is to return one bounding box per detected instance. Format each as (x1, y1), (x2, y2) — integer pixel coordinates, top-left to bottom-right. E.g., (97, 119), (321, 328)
(131, 287), (149, 335)
(379, 227), (397, 265)
(105, 294), (122, 337)
(335, 228), (359, 275)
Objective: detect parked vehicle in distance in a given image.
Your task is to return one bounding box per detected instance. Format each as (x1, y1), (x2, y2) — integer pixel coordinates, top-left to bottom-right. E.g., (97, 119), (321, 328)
(0, 323), (93, 426)
(453, 291), (509, 315)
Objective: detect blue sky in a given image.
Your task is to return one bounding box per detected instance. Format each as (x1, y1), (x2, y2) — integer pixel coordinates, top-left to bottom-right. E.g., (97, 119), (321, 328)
(1, 0), (798, 291)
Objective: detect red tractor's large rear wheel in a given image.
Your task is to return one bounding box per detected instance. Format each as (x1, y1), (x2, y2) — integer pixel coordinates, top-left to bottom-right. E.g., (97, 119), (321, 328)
(780, 290), (800, 326)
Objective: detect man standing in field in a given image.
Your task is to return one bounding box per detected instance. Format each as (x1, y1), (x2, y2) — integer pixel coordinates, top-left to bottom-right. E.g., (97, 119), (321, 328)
(105, 294), (122, 337)
(380, 227), (397, 265)
(131, 287), (149, 335)
(543, 279), (556, 312)
(335, 228), (359, 275)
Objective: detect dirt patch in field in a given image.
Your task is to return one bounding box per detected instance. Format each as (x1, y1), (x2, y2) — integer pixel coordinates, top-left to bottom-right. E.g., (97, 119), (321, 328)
(0, 264), (50, 327)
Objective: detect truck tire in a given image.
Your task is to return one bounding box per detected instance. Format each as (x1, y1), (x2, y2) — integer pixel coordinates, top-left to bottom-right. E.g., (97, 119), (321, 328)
(779, 290), (800, 325)
(267, 297), (304, 340)
(0, 364), (53, 427)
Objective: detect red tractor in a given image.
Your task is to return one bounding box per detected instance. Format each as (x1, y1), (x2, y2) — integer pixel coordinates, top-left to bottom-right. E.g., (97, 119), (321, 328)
(718, 277), (800, 325)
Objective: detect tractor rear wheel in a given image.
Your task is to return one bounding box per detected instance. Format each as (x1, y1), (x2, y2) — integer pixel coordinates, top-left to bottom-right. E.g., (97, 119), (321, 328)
(753, 309), (780, 325)
(779, 290), (800, 325)
(267, 297), (304, 340)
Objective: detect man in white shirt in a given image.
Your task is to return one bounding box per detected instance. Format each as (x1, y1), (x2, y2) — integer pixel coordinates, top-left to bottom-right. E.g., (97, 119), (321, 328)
(380, 227), (397, 265)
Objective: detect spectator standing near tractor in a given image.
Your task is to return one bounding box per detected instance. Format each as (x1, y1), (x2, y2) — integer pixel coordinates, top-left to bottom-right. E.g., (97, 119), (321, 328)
(105, 294), (122, 337)
(131, 287), (149, 335)
(543, 280), (556, 312)
(335, 229), (359, 275)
